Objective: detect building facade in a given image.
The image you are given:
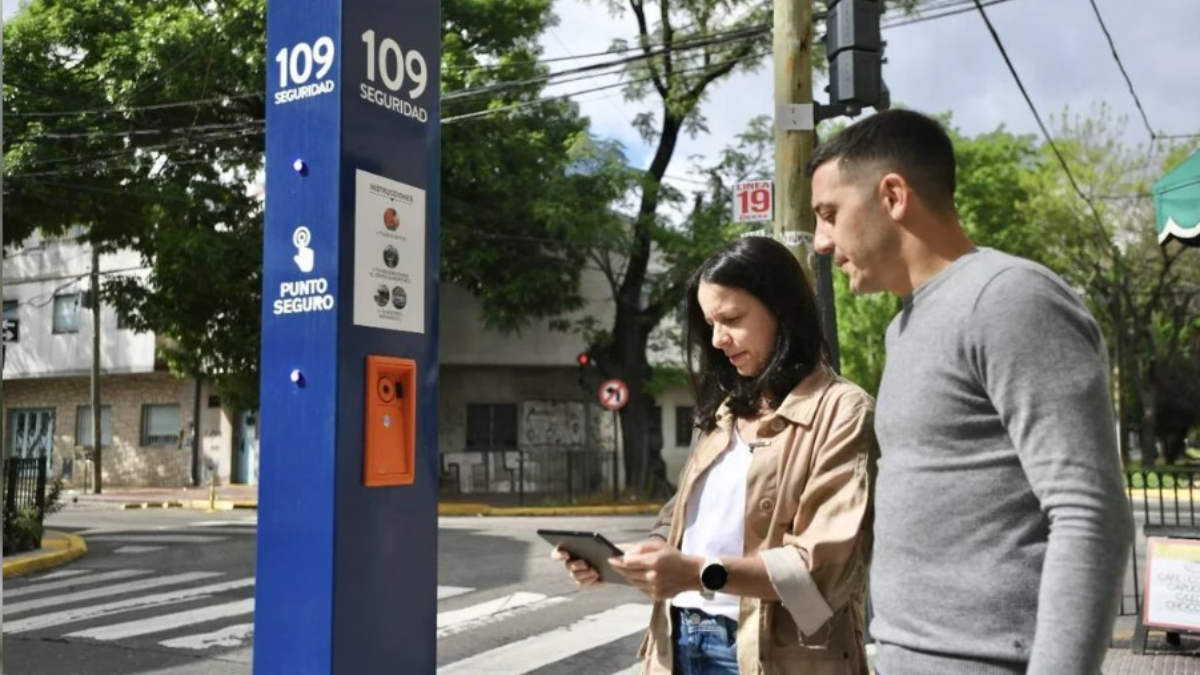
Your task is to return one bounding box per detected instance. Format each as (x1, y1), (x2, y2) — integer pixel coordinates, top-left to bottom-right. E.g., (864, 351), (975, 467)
(2, 234), (696, 491)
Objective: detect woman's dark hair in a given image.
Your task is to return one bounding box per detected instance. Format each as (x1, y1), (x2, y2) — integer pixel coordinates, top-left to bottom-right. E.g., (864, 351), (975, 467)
(684, 235), (830, 434)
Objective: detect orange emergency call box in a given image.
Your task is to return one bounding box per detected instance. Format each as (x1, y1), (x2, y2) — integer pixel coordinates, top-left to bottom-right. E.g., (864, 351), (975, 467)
(364, 356), (417, 487)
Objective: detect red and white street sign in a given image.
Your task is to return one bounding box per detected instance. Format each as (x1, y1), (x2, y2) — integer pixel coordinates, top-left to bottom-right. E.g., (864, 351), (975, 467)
(598, 378), (629, 411)
(732, 180), (773, 223)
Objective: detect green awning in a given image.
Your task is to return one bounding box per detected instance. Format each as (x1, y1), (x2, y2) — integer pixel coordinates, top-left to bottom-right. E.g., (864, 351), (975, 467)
(1154, 149), (1200, 247)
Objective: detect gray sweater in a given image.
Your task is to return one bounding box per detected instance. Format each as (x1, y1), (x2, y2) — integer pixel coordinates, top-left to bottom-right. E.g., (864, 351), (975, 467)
(870, 248), (1135, 675)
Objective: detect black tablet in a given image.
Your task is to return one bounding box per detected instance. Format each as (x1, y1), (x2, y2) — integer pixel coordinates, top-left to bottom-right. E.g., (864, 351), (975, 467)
(538, 529), (631, 586)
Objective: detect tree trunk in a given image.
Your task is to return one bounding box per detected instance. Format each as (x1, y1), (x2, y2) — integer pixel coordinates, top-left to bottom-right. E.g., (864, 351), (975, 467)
(1140, 384), (1158, 467)
(606, 110), (684, 498)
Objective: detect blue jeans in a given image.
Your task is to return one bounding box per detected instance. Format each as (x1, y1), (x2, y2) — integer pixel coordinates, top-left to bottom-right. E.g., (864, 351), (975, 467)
(671, 607), (739, 675)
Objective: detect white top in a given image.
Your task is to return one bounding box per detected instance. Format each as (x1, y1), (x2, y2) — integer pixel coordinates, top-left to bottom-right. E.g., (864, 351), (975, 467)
(672, 424), (753, 622)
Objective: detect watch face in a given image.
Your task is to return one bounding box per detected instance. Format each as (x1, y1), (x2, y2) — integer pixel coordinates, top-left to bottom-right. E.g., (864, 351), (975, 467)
(701, 563), (729, 591)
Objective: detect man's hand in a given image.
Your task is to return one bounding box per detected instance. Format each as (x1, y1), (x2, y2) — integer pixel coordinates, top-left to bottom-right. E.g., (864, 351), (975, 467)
(609, 539), (702, 601)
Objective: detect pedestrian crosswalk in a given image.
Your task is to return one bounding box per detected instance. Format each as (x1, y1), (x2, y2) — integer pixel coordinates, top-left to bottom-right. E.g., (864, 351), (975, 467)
(4, 566), (652, 675)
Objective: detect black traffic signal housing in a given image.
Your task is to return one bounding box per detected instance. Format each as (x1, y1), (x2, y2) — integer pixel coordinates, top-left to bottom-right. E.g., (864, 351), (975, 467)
(576, 352), (592, 390)
(824, 0), (887, 109)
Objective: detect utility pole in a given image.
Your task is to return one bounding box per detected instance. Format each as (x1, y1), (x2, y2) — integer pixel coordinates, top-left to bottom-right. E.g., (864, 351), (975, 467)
(91, 244), (103, 494)
(773, 0), (887, 373)
(772, 0), (817, 284)
(774, 0), (840, 369)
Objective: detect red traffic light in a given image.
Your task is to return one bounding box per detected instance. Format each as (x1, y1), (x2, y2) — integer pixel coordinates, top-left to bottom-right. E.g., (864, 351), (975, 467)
(576, 353), (590, 367)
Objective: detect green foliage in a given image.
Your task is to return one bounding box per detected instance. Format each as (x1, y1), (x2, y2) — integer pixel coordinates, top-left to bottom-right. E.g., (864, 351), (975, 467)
(4, 0), (268, 410)
(3, 0), (621, 409)
(3, 479), (66, 556)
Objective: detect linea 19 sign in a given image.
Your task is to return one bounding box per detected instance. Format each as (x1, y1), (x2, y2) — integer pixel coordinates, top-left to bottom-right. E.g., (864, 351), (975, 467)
(732, 180), (773, 223)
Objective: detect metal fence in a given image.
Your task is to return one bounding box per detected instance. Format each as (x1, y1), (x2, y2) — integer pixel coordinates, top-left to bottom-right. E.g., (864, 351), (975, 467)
(3, 456), (48, 519)
(439, 449), (625, 506)
(1121, 468), (1200, 617)
(3, 456), (50, 555)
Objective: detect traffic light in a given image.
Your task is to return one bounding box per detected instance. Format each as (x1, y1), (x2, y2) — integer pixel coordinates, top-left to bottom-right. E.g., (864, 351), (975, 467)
(576, 352), (592, 390)
(823, 0), (886, 109)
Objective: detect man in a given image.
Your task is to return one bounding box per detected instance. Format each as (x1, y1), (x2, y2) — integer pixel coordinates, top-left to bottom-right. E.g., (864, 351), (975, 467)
(808, 109), (1134, 675)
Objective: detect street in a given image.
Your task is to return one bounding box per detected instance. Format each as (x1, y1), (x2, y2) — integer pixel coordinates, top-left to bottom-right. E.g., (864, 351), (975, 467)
(4, 505), (660, 675)
(3, 502), (1180, 675)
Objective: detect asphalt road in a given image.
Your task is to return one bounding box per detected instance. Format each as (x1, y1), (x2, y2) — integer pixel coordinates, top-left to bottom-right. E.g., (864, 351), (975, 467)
(3, 504), (661, 675)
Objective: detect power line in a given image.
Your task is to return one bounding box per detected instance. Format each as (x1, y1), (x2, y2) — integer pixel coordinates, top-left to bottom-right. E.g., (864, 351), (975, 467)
(884, 0), (1021, 29)
(5, 93), (262, 119)
(9, 119), (264, 142)
(445, 20), (767, 74)
(443, 25), (768, 102)
(970, 0), (1109, 233)
(1085, 0), (1154, 140)
(443, 50), (768, 124)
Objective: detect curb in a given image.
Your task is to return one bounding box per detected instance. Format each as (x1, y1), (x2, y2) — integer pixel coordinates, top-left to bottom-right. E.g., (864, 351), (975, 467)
(437, 503), (665, 517)
(107, 500), (664, 516)
(3, 531), (88, 579)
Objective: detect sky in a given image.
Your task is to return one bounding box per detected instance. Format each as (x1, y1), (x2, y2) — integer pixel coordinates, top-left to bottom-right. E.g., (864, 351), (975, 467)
(539, 0), (1200, 189)
(4, 0), (1197, 191)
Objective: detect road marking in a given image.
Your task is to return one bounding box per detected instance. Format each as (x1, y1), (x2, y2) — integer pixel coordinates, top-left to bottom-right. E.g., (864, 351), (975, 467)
(114, 546), (165, 554)
(190, 519), (257, 528)
(161, 623), (255, 650)
(609, 666), (642, 675)
(89, 535), (227, 544)
(437, 603), (650, 675)
(5, 570), (149, 599)
(437, 586), (473, 600)
(4, 577), (255, 633)
(31, 569), (90, 581)
(437, 593), (568, 638)
(5, 572), (223, 615)
(67, 598), (255, 641)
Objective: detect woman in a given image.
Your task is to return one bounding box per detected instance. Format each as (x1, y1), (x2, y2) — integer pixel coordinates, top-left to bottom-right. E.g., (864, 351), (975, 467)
(555, 236), (878, 675)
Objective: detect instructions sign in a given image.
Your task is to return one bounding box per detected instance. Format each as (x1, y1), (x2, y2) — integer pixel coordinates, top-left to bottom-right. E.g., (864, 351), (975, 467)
(2, 319), (17, 344)
(733, 181), (773, 223)
(353, 169), (426, 334)
(1144, 537), (1200, 631)
(599, 379), (629, 411)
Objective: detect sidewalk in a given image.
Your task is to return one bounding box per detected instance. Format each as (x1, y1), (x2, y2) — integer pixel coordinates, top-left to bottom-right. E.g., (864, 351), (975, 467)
(70, 484), (665, 516)
(1104, 640), (1200, 673)
(2, 530), (87, 579)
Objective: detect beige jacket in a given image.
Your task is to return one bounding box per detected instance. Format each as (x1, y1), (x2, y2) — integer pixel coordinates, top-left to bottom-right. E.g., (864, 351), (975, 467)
(637, 367), (877, 675)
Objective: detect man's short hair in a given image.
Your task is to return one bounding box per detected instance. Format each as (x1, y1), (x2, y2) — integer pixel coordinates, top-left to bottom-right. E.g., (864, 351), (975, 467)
(807, 109), (957, 213)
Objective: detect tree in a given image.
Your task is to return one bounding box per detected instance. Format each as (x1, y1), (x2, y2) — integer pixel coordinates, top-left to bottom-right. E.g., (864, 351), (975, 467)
(3, 0), (621, 411)
(549, 0), (923, 494)
(3, 0), (268, 410)
(1019, 104), (1200, 466)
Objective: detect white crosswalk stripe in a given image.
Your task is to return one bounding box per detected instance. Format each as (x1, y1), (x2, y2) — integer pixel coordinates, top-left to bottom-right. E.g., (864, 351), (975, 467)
(437, 585), (473, 599)
(4, 576), (256, 633)
(437, 603), (651, 675)
(66, 598), (255, 641)
(4, 569), (150, 599)
(4, 572), (222, 615)
(89, 535), (227, 544)
(437, 592), (568, 638)
(161, 623), (254, 650)
(4, 568), (656, 673)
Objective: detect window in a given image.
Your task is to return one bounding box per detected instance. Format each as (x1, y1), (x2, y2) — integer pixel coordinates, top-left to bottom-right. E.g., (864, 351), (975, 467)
(675, 406), (696, 447)
(3, 299), (16, 320)
(7, 409), (55, 462)
(465, 404), (518, 450)
(52, 293), (80, 333)
(141, 404), (181, 447)
(76, 406), (114, 448)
